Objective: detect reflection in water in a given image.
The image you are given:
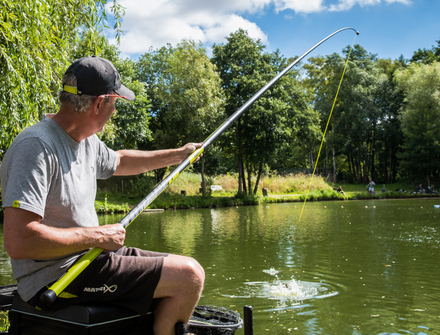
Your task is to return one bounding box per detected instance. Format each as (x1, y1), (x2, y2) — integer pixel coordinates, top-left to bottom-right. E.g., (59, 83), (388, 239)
(1, 199), (440, 334)
(160, 211), (204, 256)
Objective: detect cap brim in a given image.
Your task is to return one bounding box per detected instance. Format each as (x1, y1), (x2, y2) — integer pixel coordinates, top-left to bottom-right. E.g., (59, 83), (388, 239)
(116, 84), (135, 101)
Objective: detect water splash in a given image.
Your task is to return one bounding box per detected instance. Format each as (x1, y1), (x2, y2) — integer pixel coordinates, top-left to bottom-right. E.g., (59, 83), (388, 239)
(246, 277), (321, 302)
(263, 267), (280, 276)
(221, 268), (339, 312)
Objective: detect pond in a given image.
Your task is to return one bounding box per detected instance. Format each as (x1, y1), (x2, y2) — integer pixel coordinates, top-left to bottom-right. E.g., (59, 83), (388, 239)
(1, 198), (440, 334)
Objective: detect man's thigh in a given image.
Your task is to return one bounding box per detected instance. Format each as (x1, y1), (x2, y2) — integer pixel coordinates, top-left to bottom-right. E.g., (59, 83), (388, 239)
(53, 247), (169, 315)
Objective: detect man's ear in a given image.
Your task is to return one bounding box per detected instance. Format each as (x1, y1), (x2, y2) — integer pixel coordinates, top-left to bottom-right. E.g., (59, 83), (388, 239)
(93, 97), (103, 114)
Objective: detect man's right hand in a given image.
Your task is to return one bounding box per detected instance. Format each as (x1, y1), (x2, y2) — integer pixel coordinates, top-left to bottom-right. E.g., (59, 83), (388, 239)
(95, 223), (126, 251)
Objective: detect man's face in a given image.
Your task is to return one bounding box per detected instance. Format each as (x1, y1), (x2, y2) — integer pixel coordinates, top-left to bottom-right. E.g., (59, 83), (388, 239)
(97, 96), (118, 132)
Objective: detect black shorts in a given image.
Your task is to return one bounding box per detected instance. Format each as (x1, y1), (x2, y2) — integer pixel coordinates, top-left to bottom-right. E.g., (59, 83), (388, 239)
(31, 247), (169, 315)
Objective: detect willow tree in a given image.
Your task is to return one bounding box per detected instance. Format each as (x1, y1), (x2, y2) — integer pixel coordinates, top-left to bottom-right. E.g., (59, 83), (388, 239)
(0, 0), (124, 159)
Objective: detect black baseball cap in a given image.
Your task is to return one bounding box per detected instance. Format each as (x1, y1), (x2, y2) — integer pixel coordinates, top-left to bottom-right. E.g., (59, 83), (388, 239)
(63, 56), (135, 101)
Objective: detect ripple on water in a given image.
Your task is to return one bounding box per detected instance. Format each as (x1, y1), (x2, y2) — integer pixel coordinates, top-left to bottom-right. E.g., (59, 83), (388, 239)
(221, 268), (340, 312)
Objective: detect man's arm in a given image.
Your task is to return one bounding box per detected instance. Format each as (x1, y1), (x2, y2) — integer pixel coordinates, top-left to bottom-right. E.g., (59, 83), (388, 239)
(3, 207), (126, 260)
(114, 142), (203, 176)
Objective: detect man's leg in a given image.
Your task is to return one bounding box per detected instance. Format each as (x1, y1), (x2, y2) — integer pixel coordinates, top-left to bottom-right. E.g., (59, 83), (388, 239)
(152, 254), (205, 335)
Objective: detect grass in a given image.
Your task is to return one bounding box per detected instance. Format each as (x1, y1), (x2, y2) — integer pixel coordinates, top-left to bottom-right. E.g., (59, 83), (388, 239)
(94, 194), (130, 214)
(97, 172), (439, 211)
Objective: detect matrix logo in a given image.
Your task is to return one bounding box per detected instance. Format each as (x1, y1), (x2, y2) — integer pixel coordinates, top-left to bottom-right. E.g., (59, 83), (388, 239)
(83, 284), (118, 293)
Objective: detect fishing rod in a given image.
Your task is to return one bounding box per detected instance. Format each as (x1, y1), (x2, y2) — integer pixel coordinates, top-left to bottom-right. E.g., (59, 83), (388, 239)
(39, 27), (359, 308)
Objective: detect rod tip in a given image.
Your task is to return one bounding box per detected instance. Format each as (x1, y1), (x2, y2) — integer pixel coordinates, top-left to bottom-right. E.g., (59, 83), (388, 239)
(356, 31), (360, 35)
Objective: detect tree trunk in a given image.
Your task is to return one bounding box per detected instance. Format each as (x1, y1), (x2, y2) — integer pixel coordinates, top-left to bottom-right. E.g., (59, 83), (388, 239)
(242, 159), (247, 195)
(253, 161), (263, 195)
(247, 161), (252, 195)
(332, 146), (337, 182)
(388, 146), (392, 183)
(201, 156), (206, 197)
(325, 143), (329, 170)
(363, 160), (369, 183)
(392, 150), (398, 183)
(237, 118), (243, 194)
(156, 168), (167, 183)
(349, 155), (356, 181)
(383, 145), (388, 184)
(309, 145), (315, 171)
(371, 125), (376, 181)
(238, 156), (243, 194)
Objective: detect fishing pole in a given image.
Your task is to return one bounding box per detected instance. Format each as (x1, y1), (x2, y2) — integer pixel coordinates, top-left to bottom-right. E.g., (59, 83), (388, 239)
(39, 27), (359, 308)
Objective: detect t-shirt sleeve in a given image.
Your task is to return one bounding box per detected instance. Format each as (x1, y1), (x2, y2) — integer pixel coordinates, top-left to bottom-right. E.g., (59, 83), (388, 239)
(94, 136), (117, 180)
(2, 138), (52, 218)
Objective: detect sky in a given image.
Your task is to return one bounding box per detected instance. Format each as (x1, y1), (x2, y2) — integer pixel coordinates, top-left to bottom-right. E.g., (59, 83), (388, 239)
(105, 0), (440, 62)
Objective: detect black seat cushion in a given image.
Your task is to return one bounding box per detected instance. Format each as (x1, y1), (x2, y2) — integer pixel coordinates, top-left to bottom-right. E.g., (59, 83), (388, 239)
(11, 295), (143, 325)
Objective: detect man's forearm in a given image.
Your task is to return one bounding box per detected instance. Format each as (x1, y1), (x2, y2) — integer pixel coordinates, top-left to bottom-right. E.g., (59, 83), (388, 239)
(114, 148), (184, 176)
(4, 208), (125, 260)
(114, 143), (203, 176)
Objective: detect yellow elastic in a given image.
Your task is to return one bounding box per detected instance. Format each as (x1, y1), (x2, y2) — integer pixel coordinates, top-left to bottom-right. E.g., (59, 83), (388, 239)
(63, 85), (78, 95)
(299, 37), (356, 221)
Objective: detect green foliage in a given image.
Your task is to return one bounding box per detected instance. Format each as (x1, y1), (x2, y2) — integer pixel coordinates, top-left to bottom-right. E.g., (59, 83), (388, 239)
(128, 174), (157, 197)
(304, 45), (405, 184)
(66, 31), (153, 150)
(95, 194), (129, 214)
(212, 29), (315, 194)
(410, 39), (440, 64)
(0, 0), (124, 159)
(395, 62), (440, 179)
(136, 40), (226, 149)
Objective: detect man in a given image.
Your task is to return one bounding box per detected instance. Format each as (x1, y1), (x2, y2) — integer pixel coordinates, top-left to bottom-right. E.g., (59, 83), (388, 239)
(366, 178), (375, 195)
(1, 56), (205, 335)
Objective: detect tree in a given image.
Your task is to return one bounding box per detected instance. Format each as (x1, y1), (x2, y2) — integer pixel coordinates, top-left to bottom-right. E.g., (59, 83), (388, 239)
(305, 45), (392, 183)
(374, 58), (405, 183)
(70, 32), (152, 150)
(395, 62), (440, 183)
(0, 0), (124, 160)
(212, 29), (314, 194)
(136, 40), (226, 188)
(410, 39), (440, 64)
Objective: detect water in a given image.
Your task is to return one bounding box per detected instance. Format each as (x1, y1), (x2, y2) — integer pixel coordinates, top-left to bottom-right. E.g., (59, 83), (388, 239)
(1, 198), (440, 334)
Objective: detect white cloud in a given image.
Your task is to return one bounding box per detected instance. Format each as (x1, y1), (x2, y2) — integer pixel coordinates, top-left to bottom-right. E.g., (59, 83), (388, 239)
(274, 0), (326, 13)
(107, 0), (411, 57)
(112, 0), (270, 55)
(329, 0), (411, 11)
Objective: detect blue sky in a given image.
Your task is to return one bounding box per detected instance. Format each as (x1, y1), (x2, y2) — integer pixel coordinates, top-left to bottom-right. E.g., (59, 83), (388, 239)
(107, 0), (439, 62)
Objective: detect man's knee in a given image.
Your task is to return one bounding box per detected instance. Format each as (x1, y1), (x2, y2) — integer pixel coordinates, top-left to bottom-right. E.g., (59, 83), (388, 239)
(181, 257), (205, 292)
(157, 255), (204, 297)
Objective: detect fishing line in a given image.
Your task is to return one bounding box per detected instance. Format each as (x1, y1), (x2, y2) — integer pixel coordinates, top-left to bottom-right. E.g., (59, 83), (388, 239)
(298, 32), (359, 221)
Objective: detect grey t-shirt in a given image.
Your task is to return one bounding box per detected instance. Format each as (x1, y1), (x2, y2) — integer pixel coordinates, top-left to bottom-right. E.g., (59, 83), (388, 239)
(0, 115), (117, 301)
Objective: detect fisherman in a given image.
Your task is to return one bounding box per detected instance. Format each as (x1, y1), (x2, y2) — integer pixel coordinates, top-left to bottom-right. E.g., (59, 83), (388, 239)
(0, 56), (205, 335)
